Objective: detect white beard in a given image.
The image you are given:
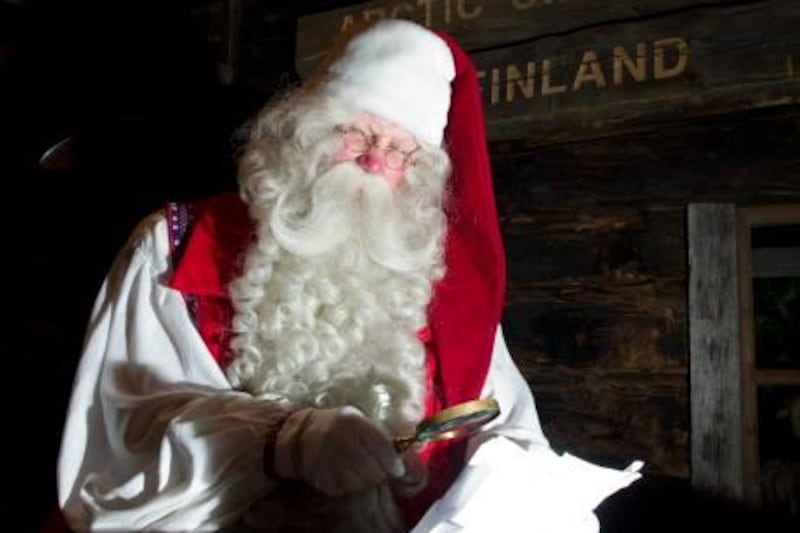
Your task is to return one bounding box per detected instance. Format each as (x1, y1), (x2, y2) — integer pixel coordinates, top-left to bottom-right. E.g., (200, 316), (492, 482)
(228, 153), (447, 436)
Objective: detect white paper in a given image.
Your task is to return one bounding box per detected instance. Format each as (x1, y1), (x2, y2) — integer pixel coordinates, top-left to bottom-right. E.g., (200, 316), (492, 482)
(412, 437), (643, 533)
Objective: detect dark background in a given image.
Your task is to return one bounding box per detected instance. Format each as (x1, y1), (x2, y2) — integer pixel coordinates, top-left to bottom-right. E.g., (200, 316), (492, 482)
(2, 0), (254, 527)
(1, 0), (363, 528)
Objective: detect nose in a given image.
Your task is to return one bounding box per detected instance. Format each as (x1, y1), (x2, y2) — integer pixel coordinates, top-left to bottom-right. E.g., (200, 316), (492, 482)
(355, 148), (385, 174)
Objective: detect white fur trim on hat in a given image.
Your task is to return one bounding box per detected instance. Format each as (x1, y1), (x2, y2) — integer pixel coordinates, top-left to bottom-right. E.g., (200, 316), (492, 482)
(320, 20), (455, 146)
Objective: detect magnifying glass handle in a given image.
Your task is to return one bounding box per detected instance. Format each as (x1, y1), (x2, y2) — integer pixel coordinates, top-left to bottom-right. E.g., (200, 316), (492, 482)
(393, 435), (417, 453)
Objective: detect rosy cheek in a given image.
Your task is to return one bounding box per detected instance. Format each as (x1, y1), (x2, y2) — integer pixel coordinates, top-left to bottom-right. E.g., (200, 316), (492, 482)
(331, 143), (356, 164)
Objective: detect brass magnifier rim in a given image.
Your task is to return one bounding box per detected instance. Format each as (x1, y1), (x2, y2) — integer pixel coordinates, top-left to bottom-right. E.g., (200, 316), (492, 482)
(394, 398), (500, 452)
(416, 397), (500, 436)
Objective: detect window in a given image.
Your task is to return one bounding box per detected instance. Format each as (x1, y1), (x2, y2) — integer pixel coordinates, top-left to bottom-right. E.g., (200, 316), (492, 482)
(688, 203), (800, 514)
(739, 205), (800, 513)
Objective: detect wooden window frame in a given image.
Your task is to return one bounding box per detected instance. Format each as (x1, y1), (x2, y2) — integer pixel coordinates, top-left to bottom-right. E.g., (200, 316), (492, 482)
(688, 203), (800, 505)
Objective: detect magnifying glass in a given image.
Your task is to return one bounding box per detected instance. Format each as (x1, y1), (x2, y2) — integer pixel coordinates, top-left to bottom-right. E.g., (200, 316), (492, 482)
(394, 398), (500, 452)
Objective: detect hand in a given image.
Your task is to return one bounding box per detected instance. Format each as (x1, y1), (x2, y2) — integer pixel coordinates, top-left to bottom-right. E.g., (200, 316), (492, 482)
(390, 448), (428, 498)
(287, 406), (405, 496)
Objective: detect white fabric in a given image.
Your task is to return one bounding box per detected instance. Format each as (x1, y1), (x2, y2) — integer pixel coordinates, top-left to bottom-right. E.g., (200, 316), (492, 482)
(57, 212), (621, 532)
(58, 213), (287, 531)
(412, 438), (643, 533)
(321, 19), (455, 145)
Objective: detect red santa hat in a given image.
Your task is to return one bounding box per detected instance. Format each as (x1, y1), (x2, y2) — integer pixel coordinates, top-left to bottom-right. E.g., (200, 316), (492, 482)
(430, 28), (507, 409)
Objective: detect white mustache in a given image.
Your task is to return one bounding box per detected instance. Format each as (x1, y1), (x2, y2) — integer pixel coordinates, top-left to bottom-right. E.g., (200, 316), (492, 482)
(269, 163), (436, 272)
(270, 163), (370, 256)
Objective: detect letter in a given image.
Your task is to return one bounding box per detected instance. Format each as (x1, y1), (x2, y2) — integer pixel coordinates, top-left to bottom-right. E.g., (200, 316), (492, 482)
(491, 67), (501, 104)
(363, 8), (387, 22)
(418, 0), (435, 27)
(457, 0), (483, 19)
(391, 3), (415, 17)
(654, 37), (689, 80)
(506, 62), (535, 102)
(541, 58), (567, 95)
(477, 69), (487, 95)
(573, 50), (607, 90)
(613, 43), (647, 84)
(340, 14), (355, 32)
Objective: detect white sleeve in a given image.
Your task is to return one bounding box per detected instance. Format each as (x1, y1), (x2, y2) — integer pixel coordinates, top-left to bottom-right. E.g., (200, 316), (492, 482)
(57, 213), (287, 532)
(466, 324), (550, 457)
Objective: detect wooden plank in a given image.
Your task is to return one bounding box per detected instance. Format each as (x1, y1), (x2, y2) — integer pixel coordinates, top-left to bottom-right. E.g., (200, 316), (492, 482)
(512, 360), (688, 476)
(504, 299), (686, 373)
(501, 207), (686, 283)
(737, 208), (759, 505)
(295, 0), (739, 78)
(744, 204), (800, 226)
(756, 369), (800, 385)
(688, 203), (744, 500)
(297, 1), (800, 143)
(490, 105), (800, 207)
(506, 276), (684, 323)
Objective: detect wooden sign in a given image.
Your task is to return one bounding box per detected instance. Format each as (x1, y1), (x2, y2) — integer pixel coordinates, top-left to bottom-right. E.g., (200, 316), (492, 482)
(296, 0), (738, 78)
(297, 0), (800, 143)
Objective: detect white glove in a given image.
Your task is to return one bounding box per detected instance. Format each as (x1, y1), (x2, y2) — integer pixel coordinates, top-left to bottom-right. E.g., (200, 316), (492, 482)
(390, 448), (428, 498)
(275, 406), (405, 496)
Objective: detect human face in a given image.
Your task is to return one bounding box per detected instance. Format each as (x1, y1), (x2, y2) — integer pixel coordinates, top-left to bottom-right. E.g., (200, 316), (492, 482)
(330, 112), (419, 187)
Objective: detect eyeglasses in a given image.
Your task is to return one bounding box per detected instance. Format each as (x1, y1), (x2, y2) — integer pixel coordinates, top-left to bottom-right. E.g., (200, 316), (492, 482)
(334, 126), (419, 170)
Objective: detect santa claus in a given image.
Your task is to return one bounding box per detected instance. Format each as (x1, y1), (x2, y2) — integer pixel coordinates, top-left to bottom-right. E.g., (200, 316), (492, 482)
(57, 19), (636, 533)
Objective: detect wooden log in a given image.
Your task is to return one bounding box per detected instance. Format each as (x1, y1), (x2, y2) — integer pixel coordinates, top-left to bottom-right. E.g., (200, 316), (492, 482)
(512, 358), (689, 476)
(506, 276), (684, 322)
(502, 207), (686, 282)
(491, 105), (800, 206)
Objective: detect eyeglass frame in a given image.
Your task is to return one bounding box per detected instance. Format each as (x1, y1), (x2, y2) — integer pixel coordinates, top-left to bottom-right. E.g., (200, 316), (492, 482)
(333, 125), (420, 171)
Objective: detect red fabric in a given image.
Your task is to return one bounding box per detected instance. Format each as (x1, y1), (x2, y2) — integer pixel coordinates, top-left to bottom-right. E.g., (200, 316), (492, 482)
(170, 193), (252, 365)
(170, 193), (252, 298)
(432, 29), (506, 421)
(167, 28), (505, 530)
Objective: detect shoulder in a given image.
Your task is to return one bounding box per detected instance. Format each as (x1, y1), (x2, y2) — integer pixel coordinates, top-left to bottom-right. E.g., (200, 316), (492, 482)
(121, 192), (250, 282)
(123, 210), (172, 275)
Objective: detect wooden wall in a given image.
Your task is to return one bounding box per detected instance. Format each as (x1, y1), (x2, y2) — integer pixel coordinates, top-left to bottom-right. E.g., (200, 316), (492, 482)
(494, 105), (800, 477)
